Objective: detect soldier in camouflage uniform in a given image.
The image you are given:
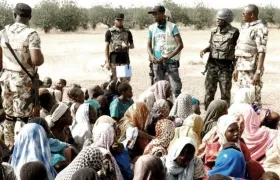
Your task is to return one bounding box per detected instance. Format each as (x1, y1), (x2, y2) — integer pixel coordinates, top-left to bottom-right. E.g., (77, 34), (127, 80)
(233, 4), (268, 106)
(200, 8), (239, 110)
(0, 3), (44, 148)
(105, 13), (134, 83)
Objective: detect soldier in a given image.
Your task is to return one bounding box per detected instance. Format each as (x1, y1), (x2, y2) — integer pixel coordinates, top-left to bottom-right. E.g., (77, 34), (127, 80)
(233, 4), (268, 106)
(0, 3), (44, 148)
(147, 6), (184, 98)
(200, 8), (239, 110)
(105, 13), (134, 83)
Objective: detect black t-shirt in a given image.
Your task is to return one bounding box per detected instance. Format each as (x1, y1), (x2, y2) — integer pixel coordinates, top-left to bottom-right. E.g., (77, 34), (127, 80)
(105, 29), (133, 64)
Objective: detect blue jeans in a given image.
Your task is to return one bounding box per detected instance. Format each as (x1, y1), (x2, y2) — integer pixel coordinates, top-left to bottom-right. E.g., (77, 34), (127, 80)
(152, 62), (182, 97)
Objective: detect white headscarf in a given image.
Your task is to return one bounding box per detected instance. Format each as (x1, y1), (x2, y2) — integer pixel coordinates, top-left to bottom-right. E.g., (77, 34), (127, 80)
(71, 103), (92, 151)
(165, 137), (196, 180)
(233, 88), (255, 104)
(45, 102), (68, 128)
(217, 115), (238, 145)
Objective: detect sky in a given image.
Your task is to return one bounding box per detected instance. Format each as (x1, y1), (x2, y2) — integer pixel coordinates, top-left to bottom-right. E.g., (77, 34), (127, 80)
(7, 0), (280, 8)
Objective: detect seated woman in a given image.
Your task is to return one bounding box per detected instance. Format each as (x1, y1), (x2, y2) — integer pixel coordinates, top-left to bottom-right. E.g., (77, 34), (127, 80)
(117, 102), (154, 160)
(110, 83), (134, 121)
(202, 99), (228, 138)
(92, 123), (123, 180)
(144, 119), (175, 157)
(11, 123), (56, 180)
(138, 80), (172, 112)
(39, 88), (57, 119)
(147, 99), (171, 136)
(133, 155), (165, 180)
(192, 97), (201, 115)
(29, 117), (78, 172)
(208, 143), (246, 179)
(161, 137), (205, 180)
(169, 114), (203, 151)
(169, 93), (194, 126)
(71, 168), (100, 180)
(229, 88), (280, 129)
(71, 103), (97, 151)
(46, 102), (74, 144)
(56, 147), (103, 180)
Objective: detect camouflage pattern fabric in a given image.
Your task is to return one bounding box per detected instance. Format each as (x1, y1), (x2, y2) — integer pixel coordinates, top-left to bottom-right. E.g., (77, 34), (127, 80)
(204, 63), (233, 110)
(237, 70), (263, 105)
(108, 63), (131, 83)
(0, 70), (33, 117)
(3, 120), (15, 149)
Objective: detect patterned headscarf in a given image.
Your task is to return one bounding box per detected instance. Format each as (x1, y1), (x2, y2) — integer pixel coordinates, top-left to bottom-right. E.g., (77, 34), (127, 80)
(93, 123), (123, 180)
(169, 92), (193, 119)
(55, 146), (103, 180)
(11, 124), (57, 180)
(152, 99), (170, 120)
(149, 80), (171, 101)
(118, 102), (150, 141)
(202, 100), (228, 136)
(143, 119), (175, 156)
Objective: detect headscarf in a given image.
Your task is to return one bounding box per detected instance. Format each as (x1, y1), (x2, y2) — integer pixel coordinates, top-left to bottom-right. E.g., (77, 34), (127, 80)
(93, 123), (123, 180)
(118, 102), (150, 141)
(202, 100), (228, 136)
(11, 124), (57, 180)
(165, 137), (196, 180)
(151, 99), (170, 120)
(133, 155), (165, 180)
(93, 115), (116, 134)
(239, 104), (278, 160)
(234, 88), (255, 104)
(169, 92), (193, 119)
(71, 168), (100, 180)
(149, 80), (171, 101)
(55, 146), (103, 180)
(144, 119), (175, 156)
(170, 114), (203, 151)
(46, 102), (69, 128)
(217, 115), (238, 145)
(71, 103), (92, 150)
(208, 148), (246, 178)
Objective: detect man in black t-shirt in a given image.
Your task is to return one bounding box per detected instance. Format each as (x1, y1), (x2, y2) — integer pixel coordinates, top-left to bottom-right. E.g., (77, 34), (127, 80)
(105, 13), (134, 83)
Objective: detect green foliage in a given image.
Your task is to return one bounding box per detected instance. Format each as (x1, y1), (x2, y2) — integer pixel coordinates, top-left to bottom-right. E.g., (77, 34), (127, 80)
(88, 5), (115, 29)
(79, 8), (89, 30)
(0, 0), (13, 30)
(55, 0), (81, 32)
(32, 0), (60, 33)
(163, 0), (190, 25)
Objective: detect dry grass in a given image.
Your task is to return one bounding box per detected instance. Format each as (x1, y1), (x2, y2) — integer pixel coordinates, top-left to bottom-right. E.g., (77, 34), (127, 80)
(38, 26), (280, 110)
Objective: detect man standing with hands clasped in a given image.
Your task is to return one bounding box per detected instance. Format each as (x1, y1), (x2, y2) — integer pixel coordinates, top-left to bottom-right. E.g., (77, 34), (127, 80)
(233, 4), (268, 106)
(147, 6), (184, 98)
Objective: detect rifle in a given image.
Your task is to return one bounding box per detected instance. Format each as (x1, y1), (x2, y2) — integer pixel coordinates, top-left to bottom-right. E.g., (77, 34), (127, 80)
(201, 53), (211, 75)
(148, 58), (155, 85)
(2, 29), (40, 117)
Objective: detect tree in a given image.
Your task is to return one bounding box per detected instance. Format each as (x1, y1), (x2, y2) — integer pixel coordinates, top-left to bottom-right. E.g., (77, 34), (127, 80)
(89, 5), (115, 29)
(56, 0), (81, 32)
(32, 0), (60, 33)
(0, 0), (13, 30)
(79, 8), (89, 30)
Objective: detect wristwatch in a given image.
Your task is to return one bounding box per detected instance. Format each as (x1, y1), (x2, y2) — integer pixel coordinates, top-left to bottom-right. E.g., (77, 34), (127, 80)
(255, 70), (261, 74)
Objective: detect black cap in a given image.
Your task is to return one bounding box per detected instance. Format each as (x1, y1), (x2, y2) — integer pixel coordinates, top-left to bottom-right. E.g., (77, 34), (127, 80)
(115, 13), (124, 20)
(148, 6), (165, 14)
(14, 3), (32, 18)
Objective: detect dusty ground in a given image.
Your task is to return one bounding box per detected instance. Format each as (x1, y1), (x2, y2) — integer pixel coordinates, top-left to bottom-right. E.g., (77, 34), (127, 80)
(38, 26), (280, 112)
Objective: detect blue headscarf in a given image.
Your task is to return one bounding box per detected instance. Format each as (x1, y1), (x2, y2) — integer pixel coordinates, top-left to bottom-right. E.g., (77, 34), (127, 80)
(11, 123), (57, 180)
(208, 148), (246, 178)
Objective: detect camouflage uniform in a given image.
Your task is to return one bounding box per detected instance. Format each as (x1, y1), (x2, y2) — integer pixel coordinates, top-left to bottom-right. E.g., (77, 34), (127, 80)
(204, 25), (239, 110)
(235, 20), (268, 105)
(0, 22), (41, 148)
(105, 25), (133, 83)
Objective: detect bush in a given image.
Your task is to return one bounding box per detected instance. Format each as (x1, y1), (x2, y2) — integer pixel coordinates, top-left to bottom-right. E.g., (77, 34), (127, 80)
(88, 5), (115, 29)
(79, 8), (89, 30)
(32, 0), (60, 33)
(0, 0), (13, 30)
(55, 0), (81, 32)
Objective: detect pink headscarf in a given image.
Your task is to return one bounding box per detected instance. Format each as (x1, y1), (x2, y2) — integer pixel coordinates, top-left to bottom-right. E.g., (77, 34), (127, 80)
(240, 104), (279, 161)
(149, 80), (171, 101)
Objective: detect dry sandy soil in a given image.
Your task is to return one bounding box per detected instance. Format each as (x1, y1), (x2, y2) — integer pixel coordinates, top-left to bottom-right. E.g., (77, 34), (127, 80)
(37, 25), (280, 112)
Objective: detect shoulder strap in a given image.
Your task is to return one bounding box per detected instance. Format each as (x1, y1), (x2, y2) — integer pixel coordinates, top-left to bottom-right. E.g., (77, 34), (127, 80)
(2, 29), (34, 79)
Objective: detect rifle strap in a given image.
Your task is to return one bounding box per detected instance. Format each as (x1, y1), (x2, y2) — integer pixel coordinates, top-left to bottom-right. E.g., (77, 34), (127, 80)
(2, 29), (35, 80)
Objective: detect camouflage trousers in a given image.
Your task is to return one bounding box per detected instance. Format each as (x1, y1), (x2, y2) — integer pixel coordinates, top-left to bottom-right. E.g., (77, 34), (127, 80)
(108, 64), (131, 83)
(204, 63), (233, 110)
(237, 70), (263, 105)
